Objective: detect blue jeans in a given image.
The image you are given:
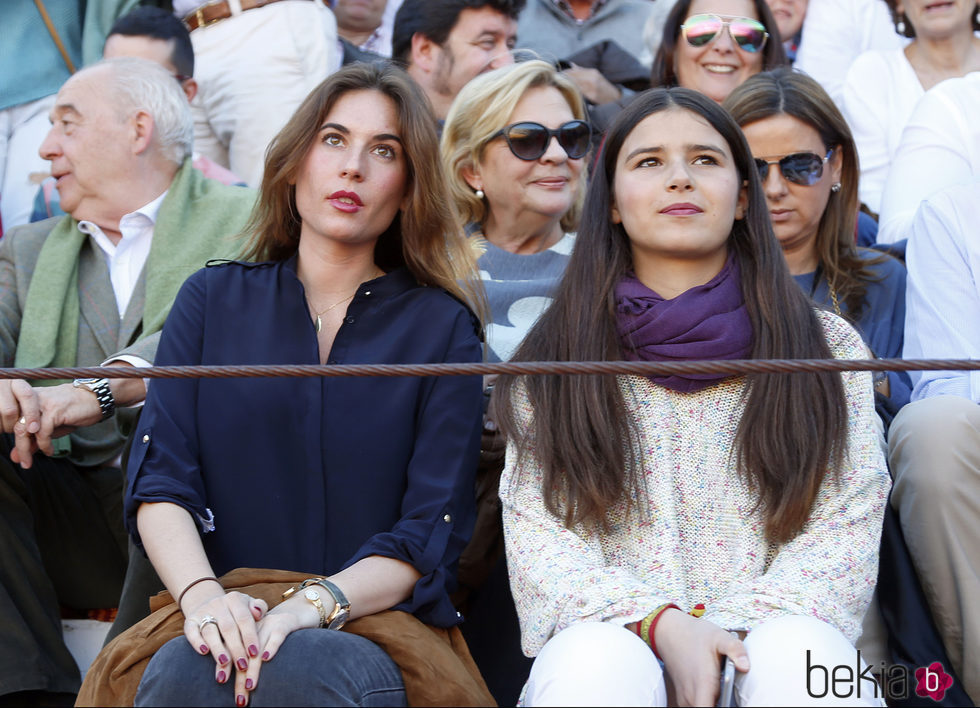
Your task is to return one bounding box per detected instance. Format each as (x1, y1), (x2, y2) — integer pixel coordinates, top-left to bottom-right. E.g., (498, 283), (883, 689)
(135, 628), (406, 706)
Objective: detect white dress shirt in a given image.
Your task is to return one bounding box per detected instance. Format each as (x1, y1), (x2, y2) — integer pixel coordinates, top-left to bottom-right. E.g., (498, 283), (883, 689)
(877, 72), (980, 244)
(903, 180), (980, 403)
(78, 189), (167, 318)
(77, 189), (168, 371)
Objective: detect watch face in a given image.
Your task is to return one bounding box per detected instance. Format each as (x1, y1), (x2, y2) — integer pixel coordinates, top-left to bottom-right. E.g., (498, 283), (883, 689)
(305, 589), (319, 601)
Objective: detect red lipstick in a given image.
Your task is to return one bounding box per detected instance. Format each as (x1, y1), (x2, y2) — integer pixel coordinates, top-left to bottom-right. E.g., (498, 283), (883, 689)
(327, 190), (363, 213)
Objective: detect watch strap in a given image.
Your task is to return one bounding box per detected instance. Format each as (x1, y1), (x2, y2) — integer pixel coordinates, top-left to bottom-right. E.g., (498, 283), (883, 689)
(72, 378), (115, 420)
(306, 578), (350, 630)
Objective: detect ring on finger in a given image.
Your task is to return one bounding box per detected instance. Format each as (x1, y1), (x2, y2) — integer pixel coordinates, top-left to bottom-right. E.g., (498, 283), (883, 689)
(17, 417), (25, 426)
(199, 614), (219, 631)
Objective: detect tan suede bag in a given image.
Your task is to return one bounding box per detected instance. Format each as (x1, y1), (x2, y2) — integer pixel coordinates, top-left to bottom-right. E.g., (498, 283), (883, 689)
(76, 568), (495, 707)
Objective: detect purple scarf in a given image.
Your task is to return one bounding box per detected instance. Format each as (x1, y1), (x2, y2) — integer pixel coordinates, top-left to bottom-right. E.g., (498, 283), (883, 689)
(614, 253), (753, 393)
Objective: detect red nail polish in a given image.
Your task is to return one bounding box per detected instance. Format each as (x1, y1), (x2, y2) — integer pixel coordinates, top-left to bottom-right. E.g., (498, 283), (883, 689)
(248, 644), (258, 657)
(199, 645), (209, 654)
(245, 678), (254, 690)
(218, 654), (229, 665)
(261, 651), (270, 661)
(217, 670), (226, 683)
(237, 694), (246, 706)
(237, 658), (248, 671)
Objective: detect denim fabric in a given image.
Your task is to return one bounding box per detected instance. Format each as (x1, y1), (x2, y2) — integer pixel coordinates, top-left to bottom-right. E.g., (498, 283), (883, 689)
(135, 628), (406, 707)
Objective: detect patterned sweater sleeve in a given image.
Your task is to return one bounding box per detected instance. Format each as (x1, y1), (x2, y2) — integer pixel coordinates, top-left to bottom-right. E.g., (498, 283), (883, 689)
(701, 312), (891, 642)
(500, 384), (668, 657)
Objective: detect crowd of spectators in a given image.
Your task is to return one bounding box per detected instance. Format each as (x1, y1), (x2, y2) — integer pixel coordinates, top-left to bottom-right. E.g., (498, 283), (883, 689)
(0, 0), (978, 705)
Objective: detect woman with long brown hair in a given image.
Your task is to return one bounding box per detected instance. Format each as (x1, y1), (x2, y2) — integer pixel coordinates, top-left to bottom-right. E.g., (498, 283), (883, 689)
(121, 62), (487, 706)
(494, 87), (888, 705)
(725, 68), (910, 420)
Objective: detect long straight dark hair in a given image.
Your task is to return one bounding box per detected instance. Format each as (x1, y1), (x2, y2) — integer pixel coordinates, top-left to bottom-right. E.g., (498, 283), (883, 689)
(494, 87), (848, 545)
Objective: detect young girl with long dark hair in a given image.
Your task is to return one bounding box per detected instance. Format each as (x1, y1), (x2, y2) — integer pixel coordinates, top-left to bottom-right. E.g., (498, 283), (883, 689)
(494, 87), (888, 706)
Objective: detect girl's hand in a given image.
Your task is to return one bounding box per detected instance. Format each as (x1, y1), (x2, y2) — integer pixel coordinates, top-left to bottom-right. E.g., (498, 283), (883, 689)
(183, 590), (268, 704)
(655, 609), (750, 706)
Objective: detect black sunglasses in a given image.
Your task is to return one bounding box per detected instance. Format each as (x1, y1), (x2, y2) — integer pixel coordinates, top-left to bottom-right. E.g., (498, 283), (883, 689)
(754, 149), (834, 186)
(491, 120), (592, 161)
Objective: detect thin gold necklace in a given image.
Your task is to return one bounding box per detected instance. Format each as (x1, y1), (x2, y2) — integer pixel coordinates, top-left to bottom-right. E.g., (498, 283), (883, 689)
(307, 268), (384, 333)
(309, 291), (356, 333)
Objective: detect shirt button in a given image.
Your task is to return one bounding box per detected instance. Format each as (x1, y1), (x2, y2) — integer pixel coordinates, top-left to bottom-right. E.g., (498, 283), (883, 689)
(142, 434), (150, 443)
(345, 316), (355, 324)
(443, 514), (452, 523)
(364, 290), (371, 296)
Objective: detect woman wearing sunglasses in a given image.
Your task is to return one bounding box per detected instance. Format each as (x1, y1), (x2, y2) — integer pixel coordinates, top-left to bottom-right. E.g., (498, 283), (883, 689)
(725, 68), (911, 419)
(651, 0), (787, 103)
(440, 59), (589, 701)
(492, 86), (888, 705)
(840, 0), (980, 214)
(442, 60), (589, 365)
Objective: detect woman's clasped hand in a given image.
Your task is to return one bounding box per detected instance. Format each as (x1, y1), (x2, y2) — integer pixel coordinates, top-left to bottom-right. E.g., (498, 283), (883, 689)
(183, 587), (270, 690)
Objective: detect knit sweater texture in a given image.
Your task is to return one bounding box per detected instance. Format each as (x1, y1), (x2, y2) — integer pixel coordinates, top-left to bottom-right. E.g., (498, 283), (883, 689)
(501, 310), (890, 656)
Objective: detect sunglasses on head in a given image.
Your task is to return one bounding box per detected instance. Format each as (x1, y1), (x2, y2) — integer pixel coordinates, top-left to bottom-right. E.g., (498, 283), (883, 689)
(491, 120), (592, 161)
(681, 14), (769, 53)
(754, 149), (834, 186)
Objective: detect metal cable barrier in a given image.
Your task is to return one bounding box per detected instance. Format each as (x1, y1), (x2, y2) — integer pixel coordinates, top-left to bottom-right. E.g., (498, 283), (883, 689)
(3, 358), (980, 381)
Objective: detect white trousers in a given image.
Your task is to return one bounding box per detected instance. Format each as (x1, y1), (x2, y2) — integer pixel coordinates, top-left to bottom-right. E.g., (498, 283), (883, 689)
(0, 94), (56, 230)
(524, 617), (886, 706)
(188, 0), (340, 187)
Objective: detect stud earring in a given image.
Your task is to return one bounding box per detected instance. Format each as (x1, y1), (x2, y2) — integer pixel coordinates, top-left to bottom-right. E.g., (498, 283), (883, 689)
(475, 188), (484, 199)
(831, 182), (842, 193)
(897, 13), (907, 34)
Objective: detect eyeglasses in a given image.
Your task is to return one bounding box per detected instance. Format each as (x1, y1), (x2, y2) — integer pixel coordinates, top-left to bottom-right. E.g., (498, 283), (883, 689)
(680, 14), (769, 53)
(491, 120), (592, 161)
(754, 149), (834, 186)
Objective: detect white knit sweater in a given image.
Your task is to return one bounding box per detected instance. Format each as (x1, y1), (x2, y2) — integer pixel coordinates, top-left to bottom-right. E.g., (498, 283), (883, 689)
(501, 311), (890, 656)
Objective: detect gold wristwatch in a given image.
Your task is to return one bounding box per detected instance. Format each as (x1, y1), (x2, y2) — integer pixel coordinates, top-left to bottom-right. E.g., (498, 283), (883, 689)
(303, 588), (327, 628)
(283, 577), (351, 630)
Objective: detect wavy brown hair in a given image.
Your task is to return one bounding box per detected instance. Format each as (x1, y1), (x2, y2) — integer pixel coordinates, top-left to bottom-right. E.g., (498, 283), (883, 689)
(724, 68), (889, 323)
(651, 0), (788, 90)
(494, 87), (848, 545)
(242, 62), (485, 317)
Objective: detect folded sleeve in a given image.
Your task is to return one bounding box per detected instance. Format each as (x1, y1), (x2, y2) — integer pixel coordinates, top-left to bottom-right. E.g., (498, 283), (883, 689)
(124, 269), (212, 546)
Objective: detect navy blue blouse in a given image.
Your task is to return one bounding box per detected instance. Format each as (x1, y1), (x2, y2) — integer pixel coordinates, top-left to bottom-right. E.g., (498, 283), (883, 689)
(793, 248), (911, 411)
(125, 259), (484, 627)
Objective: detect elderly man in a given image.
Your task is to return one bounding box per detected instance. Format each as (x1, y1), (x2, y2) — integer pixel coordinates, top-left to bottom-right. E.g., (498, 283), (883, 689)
(0, 57), (253, 703)
(393, 0), (523, 121)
